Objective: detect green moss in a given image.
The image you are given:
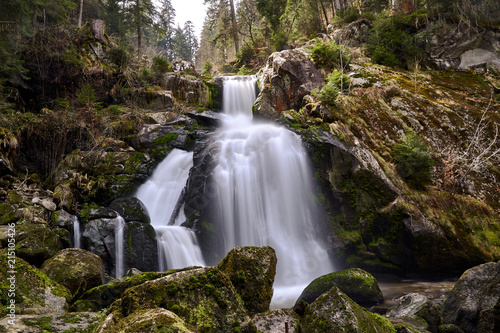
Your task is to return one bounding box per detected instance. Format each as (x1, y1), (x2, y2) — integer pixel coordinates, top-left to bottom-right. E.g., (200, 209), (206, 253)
(153, 133), (179, 145)
(23, 317), (53, 331)
(0, 203), (17, 225)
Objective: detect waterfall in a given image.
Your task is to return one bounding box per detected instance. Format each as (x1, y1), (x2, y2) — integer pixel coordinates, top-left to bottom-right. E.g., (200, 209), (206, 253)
(71, 215), (81, 248)
(114, 215), (125, 278)
(213, 76), (334, 308)
(136, 149), (205, 270)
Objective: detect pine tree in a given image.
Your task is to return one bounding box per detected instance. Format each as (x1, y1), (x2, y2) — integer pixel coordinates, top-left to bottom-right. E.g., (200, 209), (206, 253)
(156, 0), (176, 60)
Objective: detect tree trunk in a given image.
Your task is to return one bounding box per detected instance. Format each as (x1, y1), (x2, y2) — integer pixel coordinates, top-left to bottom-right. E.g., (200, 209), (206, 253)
(137, 0), (142, 58)
(229, 0), (239, 54)
(78, 0), (83, 27)
(319, 1), (329, 26)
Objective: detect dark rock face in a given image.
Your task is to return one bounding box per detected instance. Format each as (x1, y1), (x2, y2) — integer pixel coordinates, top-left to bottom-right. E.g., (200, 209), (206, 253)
(443, 261), (500, 333)
(109, 197), (151, 224)
(41, 248), (105, 300)
(254, 48), (323, 120)
(296, 268), (384, 307)
(217, 246), (277, 315)
(123, 222), (158, 273)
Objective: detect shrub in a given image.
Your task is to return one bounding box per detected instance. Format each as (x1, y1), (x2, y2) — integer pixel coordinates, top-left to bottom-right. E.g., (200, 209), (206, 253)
(366, 13), (427, 69)
(316, 84), (340, 105)
(202, 60), (213, 76)
(327, 69), (351, 91)
(152, 56), (171, 74)
(310, 39), (351, 70)
(392, 132), (434, 189)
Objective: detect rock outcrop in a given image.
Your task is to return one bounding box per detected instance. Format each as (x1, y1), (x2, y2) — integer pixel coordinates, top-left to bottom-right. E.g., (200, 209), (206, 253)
(386, 293), (442, 333)
(443, 261), (500, 333)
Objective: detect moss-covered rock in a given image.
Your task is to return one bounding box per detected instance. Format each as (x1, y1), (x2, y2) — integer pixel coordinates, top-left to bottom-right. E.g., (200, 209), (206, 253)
(0, 203), (17, 225)
(15, 223), (62, 267)
(109, 197), (151, 224)
(386, 293), (442, 333)
(0, 312), (103, 332)
(301, 286), (395, 333)
(72, 269), (198, 312)
(41, 248), (104, 301)
(217, 246), (277, 315)
(107, 267), (256, 332)
(296, 268), (384, 307)
(0, 250), (70, 315)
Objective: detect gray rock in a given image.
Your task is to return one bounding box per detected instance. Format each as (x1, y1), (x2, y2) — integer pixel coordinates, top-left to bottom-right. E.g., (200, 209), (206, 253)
(386, 293), (442, 333)
(331, 19), (371, 47)
(15, 223), (63, 267)
(255, 48), (323, 120)
(187, 109), (225, 127)
(109, 197), (151, 224)
(458, 49), (499, 70)
(443, 261), (500, 333)
(252, 308), (300, 333)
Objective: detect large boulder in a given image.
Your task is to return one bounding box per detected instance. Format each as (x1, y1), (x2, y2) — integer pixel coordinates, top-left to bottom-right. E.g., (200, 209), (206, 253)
(386, 293), (442, 333)
(329, 19), (371, 47)
(0, 312), (102, 333)
(41, 248), (105, 300)
(122, 221), (158, 273)
(443, 261), (500, 333)
(0, 250), (70, 315)
(107, 267), (256, 332)
(254, 48), (324, 121)
(15, 223), (62, 267)
(295, 268), (384, 308)
(217, 246), (277, 315)
(301, 286), (394, 333)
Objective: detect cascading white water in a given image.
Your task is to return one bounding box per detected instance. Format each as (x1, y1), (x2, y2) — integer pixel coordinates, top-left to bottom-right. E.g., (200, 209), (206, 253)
(114, 215), (125, 278)
(213, 76), (334, 308)
(136, 149), (205, 270)
(71, 215), (81, 248)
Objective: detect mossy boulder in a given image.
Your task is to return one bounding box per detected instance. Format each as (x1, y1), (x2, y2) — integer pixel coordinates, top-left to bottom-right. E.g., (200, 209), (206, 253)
(296, 268), (384, 307)
(443, 261), (500, 333)
(72, 269), (197, 312)
(109, 197), (151, 224)
(301, 286), (395, 333)
(41, 248), (105, 301)
(122, 222), (158, 275)
(0, 203), (17, 225)
(252, 308), (301, 333)
(108, 267), (256, 332)
(15, 223), (62, 267)
(0, 250), (70, 315)
(0, 312), (103, 332)
(217, 246), (277, 315)
(386, 293), (442, 333)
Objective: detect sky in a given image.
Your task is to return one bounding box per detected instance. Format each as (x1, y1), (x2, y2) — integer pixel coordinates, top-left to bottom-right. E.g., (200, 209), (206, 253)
(171, 0), (207, 40)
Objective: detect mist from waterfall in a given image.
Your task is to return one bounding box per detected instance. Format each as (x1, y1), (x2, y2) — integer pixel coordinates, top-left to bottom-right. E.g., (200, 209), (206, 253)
(213, 76), (334, 308)
(135, 149), (205, 270)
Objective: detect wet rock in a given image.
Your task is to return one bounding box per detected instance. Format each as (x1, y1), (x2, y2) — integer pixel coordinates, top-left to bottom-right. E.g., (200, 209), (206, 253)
(137, 124), (192, 151)
(187, 109), (225, 127)
(296, 268), (384, 307)
(443, 261), (500, 333)
(0, 251), (70, 315)
(15, 223), (62, 267)
(122, 221), (158, 273)
(252, 308), (300, 333)
(108, 197), (151, 224)
(301, 286), (394, 333)
(107, 267), (256, 332)
(41, 248), (105, 300)
(217, 246), (277, 315)
(81, 217), (120, 276)
(386, 293), (442, 333)
(254, 48), (323, 120)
